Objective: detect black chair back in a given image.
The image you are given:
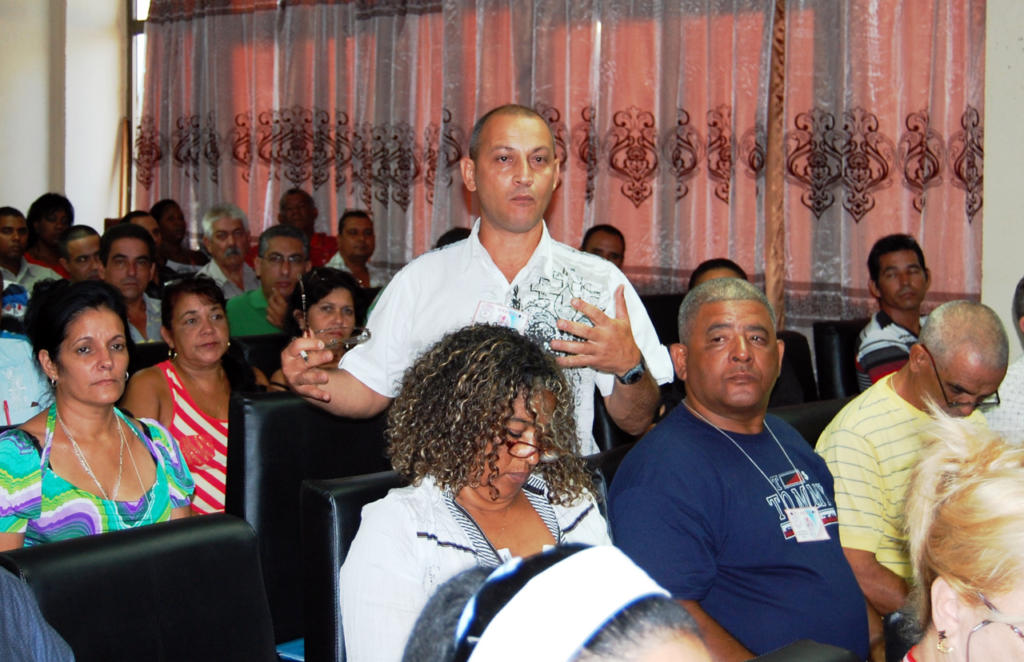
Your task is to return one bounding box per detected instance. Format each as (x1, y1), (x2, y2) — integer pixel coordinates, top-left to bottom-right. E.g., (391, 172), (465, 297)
(639, 293), (685, 345)
(813, 318), (869, 399)
(225, 391), (390, 645)
(771, 330), (818, 405)
(753, 639), (860, 661)
(128, 340), (170, 375)
(301, 470), (406, 662)
(769, 397), (855, 448)
(0, 515), (276, 662)
(591, 391), (638, 452)
(233, 333), (291, 378)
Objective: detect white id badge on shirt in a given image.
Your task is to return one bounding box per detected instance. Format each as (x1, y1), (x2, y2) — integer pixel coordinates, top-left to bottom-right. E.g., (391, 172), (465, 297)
(785, 507), (831, 542)
(473, 301), (530, 334)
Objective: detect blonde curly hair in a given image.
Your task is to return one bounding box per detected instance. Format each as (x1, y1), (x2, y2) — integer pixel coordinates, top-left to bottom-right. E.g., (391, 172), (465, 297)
(905, 412), (1024, 629)
(387, 325), (592, 504)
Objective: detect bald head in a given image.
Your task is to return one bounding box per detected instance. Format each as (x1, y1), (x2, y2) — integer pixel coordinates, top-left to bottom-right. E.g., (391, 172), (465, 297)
(919, 300), (1009, 372)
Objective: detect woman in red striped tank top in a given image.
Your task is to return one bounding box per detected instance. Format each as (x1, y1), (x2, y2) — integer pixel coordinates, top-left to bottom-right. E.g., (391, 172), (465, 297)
(122, 276), (267, 513)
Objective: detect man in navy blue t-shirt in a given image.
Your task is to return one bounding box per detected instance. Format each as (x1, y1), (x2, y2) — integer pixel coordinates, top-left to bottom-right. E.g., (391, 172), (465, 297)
(609, 278), (868, 660)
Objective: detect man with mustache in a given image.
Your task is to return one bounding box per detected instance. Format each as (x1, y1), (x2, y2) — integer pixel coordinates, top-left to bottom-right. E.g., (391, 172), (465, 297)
(855, 234), (930, 391)
(101, 223), (161, 342)
(195, 203), (257, 299)
(282, 104), (672, 454)
(609, 278), (869, 660)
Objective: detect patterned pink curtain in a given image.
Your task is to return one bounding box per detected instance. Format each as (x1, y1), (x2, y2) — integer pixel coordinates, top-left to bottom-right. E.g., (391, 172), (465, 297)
(135, 0), (984, 326)
(780, 1), (986, 332)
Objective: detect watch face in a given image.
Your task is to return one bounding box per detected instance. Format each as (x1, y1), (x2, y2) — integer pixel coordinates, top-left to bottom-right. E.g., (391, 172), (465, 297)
(618, 360), (646, 385)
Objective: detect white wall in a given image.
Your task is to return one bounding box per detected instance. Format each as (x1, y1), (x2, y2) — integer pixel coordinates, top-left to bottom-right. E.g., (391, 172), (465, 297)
(66, 0), (125, 229)
(983, 0), (1024, 360)
(0, 2), (53, 207)
(0, 0), (124, 230)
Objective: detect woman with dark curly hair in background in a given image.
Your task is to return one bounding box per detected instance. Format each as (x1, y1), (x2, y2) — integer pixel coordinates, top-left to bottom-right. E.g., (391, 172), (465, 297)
(340, 324), (611, 662)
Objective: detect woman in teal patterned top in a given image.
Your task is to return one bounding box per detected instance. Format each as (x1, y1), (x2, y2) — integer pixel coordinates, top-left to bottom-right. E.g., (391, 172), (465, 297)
(0, 281), (193, 550)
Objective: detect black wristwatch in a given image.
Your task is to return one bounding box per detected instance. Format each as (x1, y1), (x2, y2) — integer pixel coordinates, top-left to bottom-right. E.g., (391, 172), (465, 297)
(616, 359), (647, 385)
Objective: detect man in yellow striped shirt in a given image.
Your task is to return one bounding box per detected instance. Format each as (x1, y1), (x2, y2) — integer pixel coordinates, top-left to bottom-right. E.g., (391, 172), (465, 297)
(817, 301), (1007, 644)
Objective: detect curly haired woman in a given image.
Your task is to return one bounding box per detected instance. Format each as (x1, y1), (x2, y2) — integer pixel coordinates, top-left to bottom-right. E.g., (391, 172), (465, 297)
(339, 324), (611, 662)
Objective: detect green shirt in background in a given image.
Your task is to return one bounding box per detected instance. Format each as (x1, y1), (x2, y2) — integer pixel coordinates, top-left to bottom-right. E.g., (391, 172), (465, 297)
(226, 288), (281, 336)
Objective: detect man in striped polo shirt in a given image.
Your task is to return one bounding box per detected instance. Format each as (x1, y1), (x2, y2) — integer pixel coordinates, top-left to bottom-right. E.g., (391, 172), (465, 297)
(817, 300), (1008, 650)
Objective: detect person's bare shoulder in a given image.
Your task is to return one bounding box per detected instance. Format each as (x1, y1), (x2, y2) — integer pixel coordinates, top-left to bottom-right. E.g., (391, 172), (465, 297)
(121, 366), (171, 418)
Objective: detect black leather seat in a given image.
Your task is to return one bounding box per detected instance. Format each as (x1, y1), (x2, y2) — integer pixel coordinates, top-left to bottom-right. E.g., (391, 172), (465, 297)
(301, 470), (406, 662)
(225, 391), (390, 645)
(128, 340), (170, 374)
(813, 318), (869, 400)
(771, 330), (818, 406)
(769, 396), (854, 448)
(232, 332), (291, 378)
(0, 515), (276, 662)
(753, 639), (860, 661)
(640, 293), (685, 345)
(591, 391), (639, 452)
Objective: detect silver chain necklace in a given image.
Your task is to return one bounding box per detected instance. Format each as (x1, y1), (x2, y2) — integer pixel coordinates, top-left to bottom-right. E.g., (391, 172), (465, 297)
(683, 399), (802, 498)
(57, 409), (125, 501)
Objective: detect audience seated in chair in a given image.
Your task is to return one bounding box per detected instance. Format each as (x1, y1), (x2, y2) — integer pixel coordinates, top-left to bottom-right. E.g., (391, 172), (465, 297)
(150, 198), (208, 273)
(610, 278), (868, 659)
(817, 301), (1007, 658)
(101, 223), (161, 343)
(326, 209), (391, 288)
(0, 280), (193, 551)
(195, 203), (258, 299)
(270, 188), (337, 267)
(897, 414), (1024, 662)
(340, 325), (610, 661)
(581, 224), (626, 270)
(122, 276), (267, 514)
(0, 206), (61, 296)
(404, 545), (711, 662)
(57, 225), (102, 283)
(855, 234), (930, 391)
(227, 224), (310, 336)
(269, 267), (367, 390)
(24, 194), (72, 279)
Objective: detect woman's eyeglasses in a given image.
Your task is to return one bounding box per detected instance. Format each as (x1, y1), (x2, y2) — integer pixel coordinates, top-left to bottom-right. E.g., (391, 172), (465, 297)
(965, 592), (1024, 662)
(297, 276), (371, 349)
(501, 437), (560, 463)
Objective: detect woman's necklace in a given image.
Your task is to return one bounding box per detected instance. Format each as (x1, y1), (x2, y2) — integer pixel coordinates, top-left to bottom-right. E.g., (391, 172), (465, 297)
(57, 409), (125, 501)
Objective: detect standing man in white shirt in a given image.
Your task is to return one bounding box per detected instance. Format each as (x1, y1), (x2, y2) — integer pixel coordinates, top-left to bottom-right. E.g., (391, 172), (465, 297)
(282, 104), (671, 453)
(195, 203), (258, 299)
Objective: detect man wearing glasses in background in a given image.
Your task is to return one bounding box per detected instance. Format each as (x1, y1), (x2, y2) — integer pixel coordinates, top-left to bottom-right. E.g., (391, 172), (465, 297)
(817, 300), (1008, 657)
(227, 225), (310, 335)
